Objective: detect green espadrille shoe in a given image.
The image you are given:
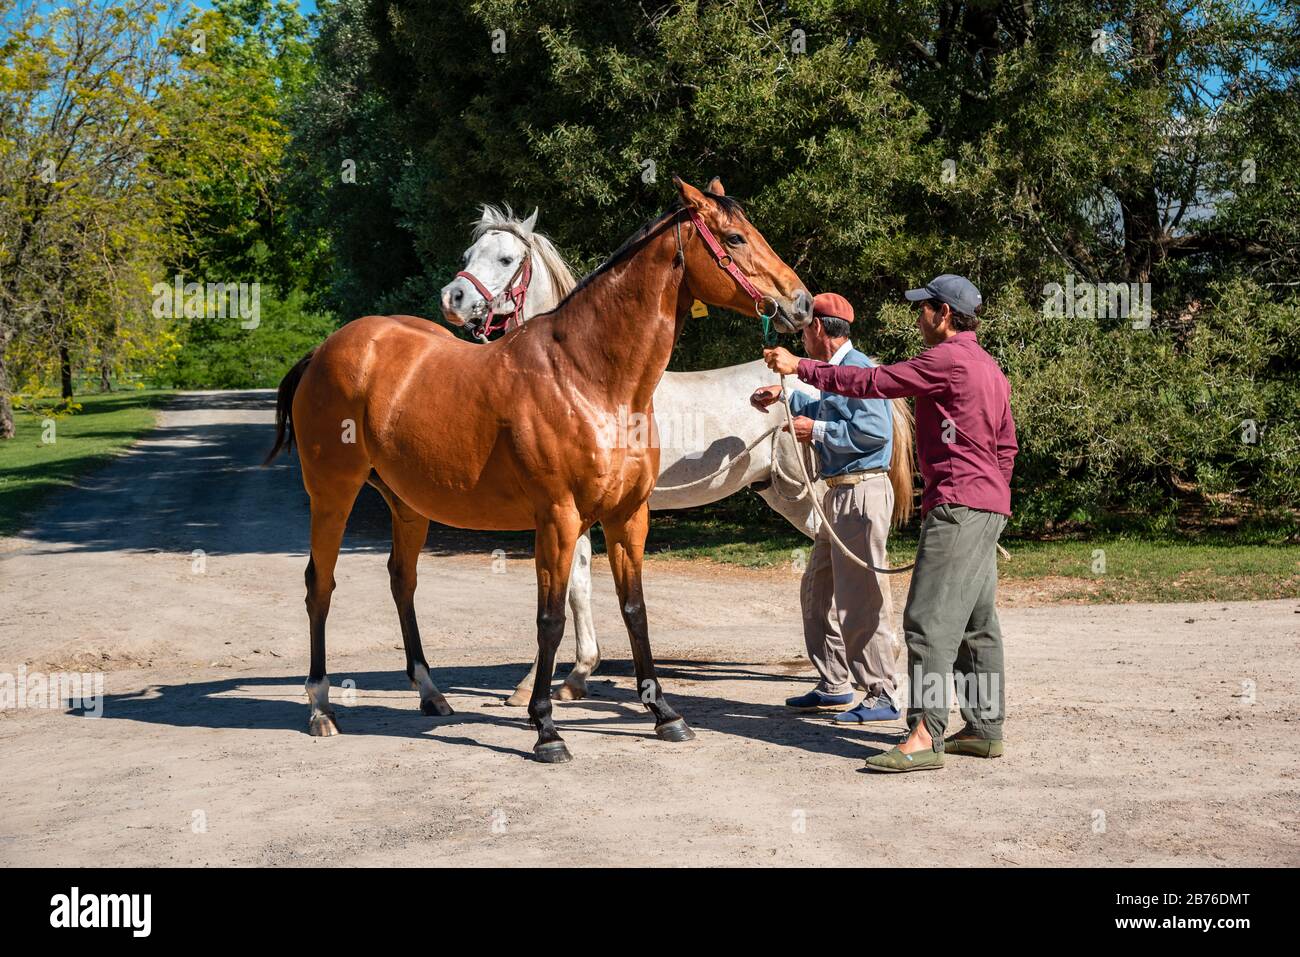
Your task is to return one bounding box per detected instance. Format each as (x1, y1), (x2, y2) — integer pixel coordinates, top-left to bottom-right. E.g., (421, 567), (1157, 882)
(943, 732), (1004, 758)
(864, 747), (945, 773)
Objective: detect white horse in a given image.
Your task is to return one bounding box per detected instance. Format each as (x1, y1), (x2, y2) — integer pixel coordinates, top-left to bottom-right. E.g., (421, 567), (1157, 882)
(440, 204), (914, 705)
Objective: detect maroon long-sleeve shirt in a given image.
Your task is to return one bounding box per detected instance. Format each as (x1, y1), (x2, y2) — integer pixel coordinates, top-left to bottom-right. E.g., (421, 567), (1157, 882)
(797, 331), (1018, 517)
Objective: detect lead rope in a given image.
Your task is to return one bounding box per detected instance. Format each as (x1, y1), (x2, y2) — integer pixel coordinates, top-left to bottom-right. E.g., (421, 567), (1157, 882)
(678, 201), (1007, 569)
(778, 374), (916, 576)
(653, 423), (782, 493)
(683, 213), (905, 572)
(767, 427), (810, 502)
(775, 374), (1010, 569)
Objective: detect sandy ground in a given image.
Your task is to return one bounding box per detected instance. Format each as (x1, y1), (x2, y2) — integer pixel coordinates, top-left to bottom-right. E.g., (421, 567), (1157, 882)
(0, 390), (1297, 867)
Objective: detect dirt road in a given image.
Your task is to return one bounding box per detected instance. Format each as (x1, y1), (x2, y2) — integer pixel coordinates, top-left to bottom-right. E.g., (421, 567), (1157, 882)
(1, 391), (1296, 866)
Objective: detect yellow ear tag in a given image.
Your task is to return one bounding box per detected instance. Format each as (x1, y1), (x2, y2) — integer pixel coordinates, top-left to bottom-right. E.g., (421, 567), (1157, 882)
(690, 300), (709, 318)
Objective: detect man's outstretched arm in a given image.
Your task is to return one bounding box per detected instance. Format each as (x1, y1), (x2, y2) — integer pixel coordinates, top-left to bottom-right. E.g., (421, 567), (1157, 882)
(792, 347), (951, 400)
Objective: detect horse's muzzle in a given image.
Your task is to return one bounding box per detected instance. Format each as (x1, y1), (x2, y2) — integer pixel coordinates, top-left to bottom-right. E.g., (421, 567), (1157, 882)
(772, 288), (813, 333)
(439, 277), (491, 328)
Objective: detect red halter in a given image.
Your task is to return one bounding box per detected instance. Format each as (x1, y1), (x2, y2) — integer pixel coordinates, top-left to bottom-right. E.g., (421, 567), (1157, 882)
(682, 206), (778, 323)
(454, 251), (533, 341)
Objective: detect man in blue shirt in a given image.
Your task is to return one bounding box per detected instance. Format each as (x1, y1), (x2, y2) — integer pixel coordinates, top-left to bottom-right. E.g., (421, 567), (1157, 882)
(751, 293), (901, 723)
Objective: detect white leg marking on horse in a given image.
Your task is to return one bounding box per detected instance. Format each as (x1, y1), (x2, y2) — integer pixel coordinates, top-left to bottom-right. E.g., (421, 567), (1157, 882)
(412, 662), (437, 699)
(306, 676), (331, 713)
(305, 676), (339, 736)
(558, 532), (599, 701)
(413, 662), (453, 716)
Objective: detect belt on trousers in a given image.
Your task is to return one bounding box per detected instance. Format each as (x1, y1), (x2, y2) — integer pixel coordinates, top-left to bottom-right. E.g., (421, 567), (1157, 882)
(825, 468), (887, 488)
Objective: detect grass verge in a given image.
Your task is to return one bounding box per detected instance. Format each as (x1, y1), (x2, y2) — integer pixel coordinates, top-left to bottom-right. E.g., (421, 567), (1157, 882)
(644, 499), (1300, 604)
(0, 390), (173, 536)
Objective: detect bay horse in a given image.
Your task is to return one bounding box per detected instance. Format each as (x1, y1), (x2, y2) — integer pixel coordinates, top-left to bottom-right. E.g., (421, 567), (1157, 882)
(443, 198), (916, 706)
(265, 177), (812, 762)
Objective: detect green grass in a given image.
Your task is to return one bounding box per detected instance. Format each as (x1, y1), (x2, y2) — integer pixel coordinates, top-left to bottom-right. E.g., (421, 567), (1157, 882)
(644, 500), (1300, 604)
(982, 537), (1300, 603)
(0, 390), (173, 536)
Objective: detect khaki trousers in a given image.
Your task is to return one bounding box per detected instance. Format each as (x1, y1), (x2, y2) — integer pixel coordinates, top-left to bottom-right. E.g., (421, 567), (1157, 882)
(800, 473), (899, 703)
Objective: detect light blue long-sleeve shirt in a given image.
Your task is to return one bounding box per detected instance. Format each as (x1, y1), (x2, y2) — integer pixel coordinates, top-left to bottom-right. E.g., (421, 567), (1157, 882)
(786, 342), (893, 477)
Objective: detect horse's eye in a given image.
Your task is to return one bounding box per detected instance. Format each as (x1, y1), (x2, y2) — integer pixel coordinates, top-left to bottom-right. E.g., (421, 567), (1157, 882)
(726, 233), (746, 246)
(499, 256), (513, 266)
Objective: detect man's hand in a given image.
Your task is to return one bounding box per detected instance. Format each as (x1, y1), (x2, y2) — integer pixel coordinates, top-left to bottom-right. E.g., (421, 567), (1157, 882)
(749, 384), (782, 413)
(763, 346), (801, 376)
(785, 415), (815, 444)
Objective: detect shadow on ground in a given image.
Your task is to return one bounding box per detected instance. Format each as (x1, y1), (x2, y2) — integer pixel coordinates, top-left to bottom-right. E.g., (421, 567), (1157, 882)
(76, 660), (899, 761)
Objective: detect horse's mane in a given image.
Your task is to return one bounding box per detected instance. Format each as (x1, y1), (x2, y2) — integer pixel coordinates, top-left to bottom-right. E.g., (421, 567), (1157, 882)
(550, 191), (744, 312)
(472, 204), (578, 301)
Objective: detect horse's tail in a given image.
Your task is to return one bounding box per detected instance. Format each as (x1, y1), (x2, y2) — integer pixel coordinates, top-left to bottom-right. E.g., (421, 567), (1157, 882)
(263, 349), (315, 465)
(887, 397), (916, 527)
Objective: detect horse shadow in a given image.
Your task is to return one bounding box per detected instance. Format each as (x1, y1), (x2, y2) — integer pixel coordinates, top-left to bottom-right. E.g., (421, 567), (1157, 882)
(79, 660), (902, 762)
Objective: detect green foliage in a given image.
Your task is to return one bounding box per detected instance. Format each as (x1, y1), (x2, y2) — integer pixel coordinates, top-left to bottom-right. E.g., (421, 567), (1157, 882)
(286, 0), (1298, 531)
(165, 287), (335, 389)
(973, 280), (1300, 529)
(145, 0), (326, 389)
(159, 0), (318, 289)
(645, 497), (1300, 603)
(0, 0), (322, 414)
(0, 0), (178, 425)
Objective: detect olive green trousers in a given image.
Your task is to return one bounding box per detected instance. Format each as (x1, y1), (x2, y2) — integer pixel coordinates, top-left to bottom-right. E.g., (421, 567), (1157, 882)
(903, 504), (1008, 751)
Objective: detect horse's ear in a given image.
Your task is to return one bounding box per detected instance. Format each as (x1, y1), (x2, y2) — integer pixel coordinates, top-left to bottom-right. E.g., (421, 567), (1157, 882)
(520, 207), (539, 234)
(673, 176), (708, 212)
(706, 177), (725, 196)
(478, 205), (494, 224)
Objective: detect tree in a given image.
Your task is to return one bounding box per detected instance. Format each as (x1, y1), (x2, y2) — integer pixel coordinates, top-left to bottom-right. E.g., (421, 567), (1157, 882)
(0, 0), (176, 433)
(149, 0), (329, 388)
(157, 0), (316, 287)
(287, 0), (1297, 527)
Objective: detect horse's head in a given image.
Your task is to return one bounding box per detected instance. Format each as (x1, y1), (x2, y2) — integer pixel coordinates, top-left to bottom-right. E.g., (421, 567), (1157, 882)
(673, 177), (812, 334)
(441, 205), (560, 337)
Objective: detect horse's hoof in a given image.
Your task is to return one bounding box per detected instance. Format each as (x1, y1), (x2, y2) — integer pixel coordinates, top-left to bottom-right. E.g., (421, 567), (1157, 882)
(655, 718), (695, 742)
(421, 697), (454, 717)
(502, 691), (531, 708)
(308, 713), (340, 737)
(555, 682), (586, 702)
(532, 740), (573, 764)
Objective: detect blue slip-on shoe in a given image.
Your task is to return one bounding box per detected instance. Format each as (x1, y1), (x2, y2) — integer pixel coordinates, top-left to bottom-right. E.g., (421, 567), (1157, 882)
(785, 689), (856, 711)
(833, 695), (902, 724)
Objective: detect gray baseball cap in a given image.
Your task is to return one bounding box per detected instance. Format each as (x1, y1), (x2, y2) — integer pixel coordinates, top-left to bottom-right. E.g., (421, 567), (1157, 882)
(904, 274), (982, 317)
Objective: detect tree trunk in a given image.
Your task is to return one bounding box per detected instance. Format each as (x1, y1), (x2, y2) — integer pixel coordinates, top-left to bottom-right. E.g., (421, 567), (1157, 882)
(0, 343), (14, 440)
(1117, 8), (1168, 289)
(99, 362), (112, 392)
(60, 345), (73, 400)
(1118, 182), (1163, 285)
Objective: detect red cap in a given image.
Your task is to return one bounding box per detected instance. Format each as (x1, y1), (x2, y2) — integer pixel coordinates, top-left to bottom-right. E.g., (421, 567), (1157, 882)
(813, 292), (854, 324)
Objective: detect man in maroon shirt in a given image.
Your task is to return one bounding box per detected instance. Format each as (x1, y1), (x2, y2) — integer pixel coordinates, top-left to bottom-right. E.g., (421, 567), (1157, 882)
(764, 274), (1017, 773)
